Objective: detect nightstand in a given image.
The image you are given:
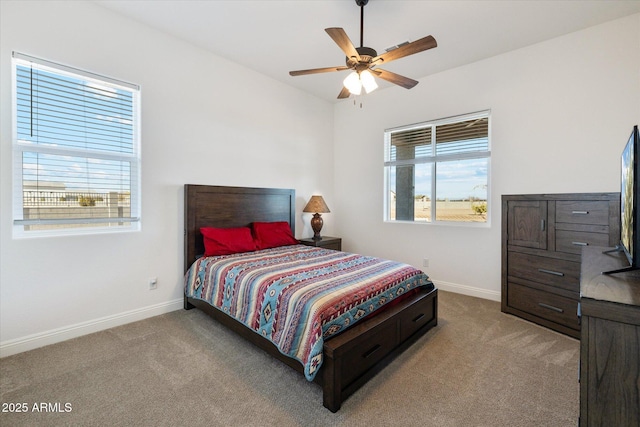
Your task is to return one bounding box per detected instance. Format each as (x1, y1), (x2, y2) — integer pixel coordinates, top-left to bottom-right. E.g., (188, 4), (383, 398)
(298, 236), (342, 251)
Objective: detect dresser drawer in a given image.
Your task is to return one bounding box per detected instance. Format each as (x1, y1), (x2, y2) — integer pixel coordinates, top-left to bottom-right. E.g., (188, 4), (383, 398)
(556, 229), (610, 255)
(507, 282), (580, 330)
(508, 252), (580, 292)
(555, 201), (610, 225)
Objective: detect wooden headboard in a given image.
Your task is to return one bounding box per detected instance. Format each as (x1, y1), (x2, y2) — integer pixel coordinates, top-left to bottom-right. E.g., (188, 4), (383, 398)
(184, 184), (296, 272)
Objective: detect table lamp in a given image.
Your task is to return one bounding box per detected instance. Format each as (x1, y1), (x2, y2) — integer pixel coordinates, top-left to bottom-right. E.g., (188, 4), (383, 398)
(303, 195), (330, 240)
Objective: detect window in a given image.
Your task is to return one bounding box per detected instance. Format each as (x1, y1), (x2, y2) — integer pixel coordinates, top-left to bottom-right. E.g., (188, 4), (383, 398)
(384, 111), (490, 224)
(12, 52), (141, 236)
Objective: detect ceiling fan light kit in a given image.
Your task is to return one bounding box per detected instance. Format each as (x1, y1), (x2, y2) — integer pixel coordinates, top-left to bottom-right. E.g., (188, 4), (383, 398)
(343, 69), (378, 96)
(289, 0), (437, 99)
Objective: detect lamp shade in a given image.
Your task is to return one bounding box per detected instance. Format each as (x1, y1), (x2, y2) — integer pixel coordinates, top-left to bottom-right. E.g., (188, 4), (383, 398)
(303, 195), (330, 214)
(343, 71), (362, 96)
(360, 70), (378, 94)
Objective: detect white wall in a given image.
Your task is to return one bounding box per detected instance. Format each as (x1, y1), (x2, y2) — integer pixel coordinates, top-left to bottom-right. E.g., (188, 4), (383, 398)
(0, 1), (335, 355)
(333, 14), (640, 300)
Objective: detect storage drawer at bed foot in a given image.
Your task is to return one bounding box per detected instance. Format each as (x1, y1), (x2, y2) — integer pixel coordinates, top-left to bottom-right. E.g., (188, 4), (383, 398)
(399, 293), (436, 342)
(340, 321), (397, 387)
(507, 282), (580, 330)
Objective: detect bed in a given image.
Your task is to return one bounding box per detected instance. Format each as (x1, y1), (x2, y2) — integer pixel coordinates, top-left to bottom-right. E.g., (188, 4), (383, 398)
(183, 184), (438, 412)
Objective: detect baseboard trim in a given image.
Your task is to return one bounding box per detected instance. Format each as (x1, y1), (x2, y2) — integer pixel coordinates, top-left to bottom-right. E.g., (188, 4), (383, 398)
(1, 283), (500, 358)
(432, 279), (501, 302)
(0, 298), (184, 358)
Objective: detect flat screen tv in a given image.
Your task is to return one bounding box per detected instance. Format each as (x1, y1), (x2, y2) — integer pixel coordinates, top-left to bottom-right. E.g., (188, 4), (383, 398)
(604, 125), (640, 275)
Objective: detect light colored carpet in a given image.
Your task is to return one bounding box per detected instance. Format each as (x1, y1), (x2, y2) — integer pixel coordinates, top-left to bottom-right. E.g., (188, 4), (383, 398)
(0, 291), (579, 426)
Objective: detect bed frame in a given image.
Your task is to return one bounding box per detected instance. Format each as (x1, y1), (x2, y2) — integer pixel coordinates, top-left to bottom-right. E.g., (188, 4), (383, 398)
(184, 184), (438, 412)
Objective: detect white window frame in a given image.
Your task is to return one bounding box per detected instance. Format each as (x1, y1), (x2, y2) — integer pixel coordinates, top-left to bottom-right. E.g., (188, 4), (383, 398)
(384, 110), (491, 226)
(11, 52), (141, 237)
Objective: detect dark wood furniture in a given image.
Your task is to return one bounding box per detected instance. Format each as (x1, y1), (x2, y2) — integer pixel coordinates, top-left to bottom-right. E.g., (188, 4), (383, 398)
(502, 193), (620, 338)
(579, 246), (640, 427)
(298, 236), (342, 251)
(183, 185), (438, 412)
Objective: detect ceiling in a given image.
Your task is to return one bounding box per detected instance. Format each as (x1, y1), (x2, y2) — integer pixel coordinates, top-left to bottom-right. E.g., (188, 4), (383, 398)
(94, 0), (640, 103)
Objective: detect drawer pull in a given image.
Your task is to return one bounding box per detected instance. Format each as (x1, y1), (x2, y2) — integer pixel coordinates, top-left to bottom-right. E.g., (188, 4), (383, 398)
(572, 241), (588, 246)
(572, 210), (589, 215)
(412, 313), (425, 323)
(362, 344), (382, 359)
(538, 268), (564, 277)
(538, 302), (564, 313)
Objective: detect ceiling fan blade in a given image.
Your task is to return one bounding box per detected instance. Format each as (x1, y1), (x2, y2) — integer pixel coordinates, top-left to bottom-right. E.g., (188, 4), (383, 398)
(372, 35), (437, 65)
(337, 86), (351, 99)
(289, 66), (349, 76)
(325, 28), (361, 61)
(372, 68), (419, 89)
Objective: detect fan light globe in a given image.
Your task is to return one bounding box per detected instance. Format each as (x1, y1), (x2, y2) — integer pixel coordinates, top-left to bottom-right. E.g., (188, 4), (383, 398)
(360, 70), (378, 93)
(343, 71), (362, 95)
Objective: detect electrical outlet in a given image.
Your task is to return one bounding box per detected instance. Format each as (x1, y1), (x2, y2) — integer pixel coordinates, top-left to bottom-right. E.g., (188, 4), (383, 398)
(422, 258), (429, 268)
(149, 278), (158, 290)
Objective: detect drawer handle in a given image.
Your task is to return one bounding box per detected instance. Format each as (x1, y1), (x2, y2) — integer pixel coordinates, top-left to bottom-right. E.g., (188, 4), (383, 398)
(362, 344), (382, 359)
(572, 241), (588, 246)
(538, 302), (564, 313)
(572, 210), (589, 215)
(538, 268), (564, 277)
(412, 313), (425, 323)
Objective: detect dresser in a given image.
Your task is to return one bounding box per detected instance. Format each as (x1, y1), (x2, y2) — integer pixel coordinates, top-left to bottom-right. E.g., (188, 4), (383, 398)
(501, 193), (620, 338)
(579, 246), (640, 427)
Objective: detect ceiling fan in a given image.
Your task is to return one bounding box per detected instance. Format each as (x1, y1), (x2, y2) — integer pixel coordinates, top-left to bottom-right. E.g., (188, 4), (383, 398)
(289, 0), (437, 99)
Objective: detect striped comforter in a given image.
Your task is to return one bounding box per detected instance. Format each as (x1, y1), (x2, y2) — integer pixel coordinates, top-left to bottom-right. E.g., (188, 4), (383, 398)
(184, 244), (433, 381)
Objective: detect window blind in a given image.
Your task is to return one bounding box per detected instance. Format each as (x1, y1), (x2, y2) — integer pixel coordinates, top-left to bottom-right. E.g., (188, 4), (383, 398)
(389, 127), (431, 161)
(387, 117), (488, 161)
(435, 118), (488, 156)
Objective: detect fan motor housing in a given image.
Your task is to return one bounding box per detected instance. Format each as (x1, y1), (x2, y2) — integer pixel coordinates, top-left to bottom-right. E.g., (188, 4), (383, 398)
(346, 46), (378, 69)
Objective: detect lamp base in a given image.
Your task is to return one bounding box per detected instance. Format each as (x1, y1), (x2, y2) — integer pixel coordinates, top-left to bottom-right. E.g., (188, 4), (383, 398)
(310, 213), (323, 240)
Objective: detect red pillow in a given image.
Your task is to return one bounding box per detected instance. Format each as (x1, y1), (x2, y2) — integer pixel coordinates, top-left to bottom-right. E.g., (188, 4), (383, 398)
(200, 226), (257, 256)
(252, 221), (298, 250)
